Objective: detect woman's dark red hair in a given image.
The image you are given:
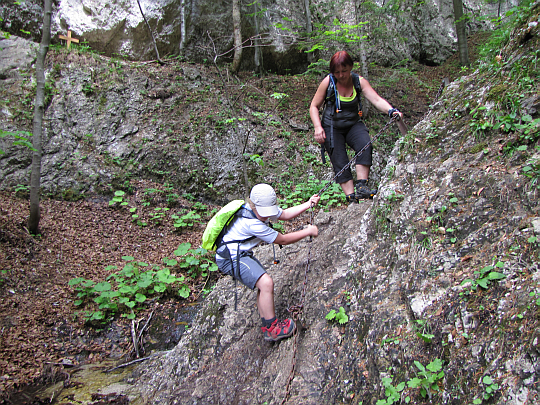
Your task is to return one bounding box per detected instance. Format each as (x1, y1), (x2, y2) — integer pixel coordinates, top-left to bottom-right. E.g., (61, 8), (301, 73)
(329, 51), (353, 73)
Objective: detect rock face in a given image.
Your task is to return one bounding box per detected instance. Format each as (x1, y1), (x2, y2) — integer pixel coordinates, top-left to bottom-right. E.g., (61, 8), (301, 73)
(0, 46), (333, 201)
(130, 203), (375, 404)
(1, 0), (519, 71)
(126, 5), (540, 404)
(0, 36), (38, 80)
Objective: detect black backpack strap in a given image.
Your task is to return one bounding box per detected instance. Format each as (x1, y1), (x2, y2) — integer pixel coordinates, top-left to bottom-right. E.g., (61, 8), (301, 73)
(327, 74), (337, 151)
(215, 205), (258, 311)
(351, 72), (363, 112)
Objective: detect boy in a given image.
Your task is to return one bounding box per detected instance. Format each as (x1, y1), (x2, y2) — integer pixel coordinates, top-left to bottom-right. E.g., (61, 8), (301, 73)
(216, 183), (319, 342)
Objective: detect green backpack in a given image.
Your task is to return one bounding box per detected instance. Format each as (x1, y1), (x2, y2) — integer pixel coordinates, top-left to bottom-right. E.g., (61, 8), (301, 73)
(201, 200), (256, 251)
(202, 200), (259, 310)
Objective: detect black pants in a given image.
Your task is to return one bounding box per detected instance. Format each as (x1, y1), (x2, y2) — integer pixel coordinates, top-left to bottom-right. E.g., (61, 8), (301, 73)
(322, 120), (372, 184)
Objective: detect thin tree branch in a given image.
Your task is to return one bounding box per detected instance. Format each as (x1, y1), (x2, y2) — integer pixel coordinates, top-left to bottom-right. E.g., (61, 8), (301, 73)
(136, 0), (165, 65)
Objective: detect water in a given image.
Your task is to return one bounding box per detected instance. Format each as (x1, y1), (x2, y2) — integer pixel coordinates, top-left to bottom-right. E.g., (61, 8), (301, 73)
(8, 303), (202, 404)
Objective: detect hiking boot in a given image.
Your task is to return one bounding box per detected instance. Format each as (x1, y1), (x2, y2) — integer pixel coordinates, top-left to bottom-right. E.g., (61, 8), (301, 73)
(355, 179), (377, 199)
(262, 318), (296, 342)
(345, 193), (357, 204)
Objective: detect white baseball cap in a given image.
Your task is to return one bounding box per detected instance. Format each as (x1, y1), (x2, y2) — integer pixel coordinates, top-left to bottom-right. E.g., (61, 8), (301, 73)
(250, 183), (279, 217)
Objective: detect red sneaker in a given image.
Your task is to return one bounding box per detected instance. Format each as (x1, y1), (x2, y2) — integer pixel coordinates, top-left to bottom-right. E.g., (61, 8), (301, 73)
(261, 318), (296, 342)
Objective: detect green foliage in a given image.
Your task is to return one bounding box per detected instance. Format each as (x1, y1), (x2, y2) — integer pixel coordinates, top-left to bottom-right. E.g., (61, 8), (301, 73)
(171, 210), (202, 230)
(377, 376), (405, 405)
(149, 207), (170, 224)
(1, 17), (10, 39)
(522, 151), (540, 189)
(302, 19), (367, 55)
(68, 244), (217, 324)
(325, 306), (348, 324)
(245, 153), (264, 167)
(129, 207), (147, 227)
(413, 319), (434, 344)
(14, 184), (29, 194)
(192, 202), (208, 211)
(426, 205), (447, 228)
(461, 261), (506, 294)
(376, 359), (445, 404)
(479, 0), (536, 61)
(173, 243), (218, 279)
(375, 191), (404, 235)
(276, 176), (345, 210)
(0, 130), (36, 154)
(408, 359), (445, 399)
(473, 375), (499, 403)
(529, 290), (540, 307)
(109, 190), (128, 207)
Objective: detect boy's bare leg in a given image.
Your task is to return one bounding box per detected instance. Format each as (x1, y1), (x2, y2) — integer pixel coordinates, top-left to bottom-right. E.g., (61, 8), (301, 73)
(256, 274), (275, 320)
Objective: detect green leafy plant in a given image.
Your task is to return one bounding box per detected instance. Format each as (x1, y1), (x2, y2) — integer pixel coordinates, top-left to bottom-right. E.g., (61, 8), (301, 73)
(245, 153), (264, 166)
(109, 190), (128, 207)
(276, 176), (344, 210)
(417, 231), (432, 250)
(192, 202), (208, 211)
(407, 359), (445, 399)
(173, 242), (218, 279)
(461, 261), (506, 293)
(68, 244), (216, 324)
(381, 335), (401, 346)
(326, 307), (349, 324)
(445, 227), (457, 244)
(69, 256), (189, 322)
(0, 130), (36, 154)
(171, 210), (202, 230)
(166, 193), (180, 206)
(473, 375), (499, 403)
(376, 359), (445, 404)
(377, 376), (405, 405)
(522, 154), (540, 189)
(14, 184), (29, 194)
(426, 205), (447, 228)
(386, 191), (404, 203)
(529, 290), (540, 306)
(413, 319), (434, 344)
(149, 207), (170, 224)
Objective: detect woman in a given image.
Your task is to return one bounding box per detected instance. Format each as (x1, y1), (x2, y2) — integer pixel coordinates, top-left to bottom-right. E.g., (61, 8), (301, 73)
(216, 183), (319, 342)
(310, 51), (403, 202)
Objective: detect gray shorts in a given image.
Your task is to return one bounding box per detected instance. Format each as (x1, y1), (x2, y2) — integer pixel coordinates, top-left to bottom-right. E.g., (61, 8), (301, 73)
(216, 251), (266, 290)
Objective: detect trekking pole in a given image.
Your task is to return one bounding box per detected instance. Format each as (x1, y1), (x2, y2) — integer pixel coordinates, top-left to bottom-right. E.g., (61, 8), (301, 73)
(317, 115), (402, 197)
(273, 244), (280, 264)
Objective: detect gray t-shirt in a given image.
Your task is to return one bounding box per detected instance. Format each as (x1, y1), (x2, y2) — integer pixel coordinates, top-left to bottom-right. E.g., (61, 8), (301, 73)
(217, 206), (282, 258)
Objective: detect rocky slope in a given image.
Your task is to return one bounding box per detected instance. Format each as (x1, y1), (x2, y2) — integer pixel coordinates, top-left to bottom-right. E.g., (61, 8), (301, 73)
(128, 4), (540, 405)
(0, 33), (431, 203)
(0, 3), (538, 405)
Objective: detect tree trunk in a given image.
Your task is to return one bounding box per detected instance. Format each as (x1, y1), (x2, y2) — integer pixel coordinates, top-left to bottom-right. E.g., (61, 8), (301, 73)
(137, 0), (164, 64)
(304, 0), (314, 64)
(28, 0), (52, 234)
(357, 0), (370, 117)
(453, 0), (470, 66)
(253, 1), (262, 74)
(231, 0), (242, 73)
(179, 0), (186, 52)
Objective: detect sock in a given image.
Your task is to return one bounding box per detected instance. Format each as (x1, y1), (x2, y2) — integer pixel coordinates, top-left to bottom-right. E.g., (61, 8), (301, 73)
(262, 316), (277, 328)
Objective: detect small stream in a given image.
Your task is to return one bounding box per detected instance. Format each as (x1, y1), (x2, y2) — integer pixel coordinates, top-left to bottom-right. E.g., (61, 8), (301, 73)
(12, 303), (201, 404)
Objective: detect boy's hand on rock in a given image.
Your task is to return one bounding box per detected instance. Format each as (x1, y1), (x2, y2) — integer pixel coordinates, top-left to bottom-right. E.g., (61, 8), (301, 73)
(307, 225), (318, 237)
